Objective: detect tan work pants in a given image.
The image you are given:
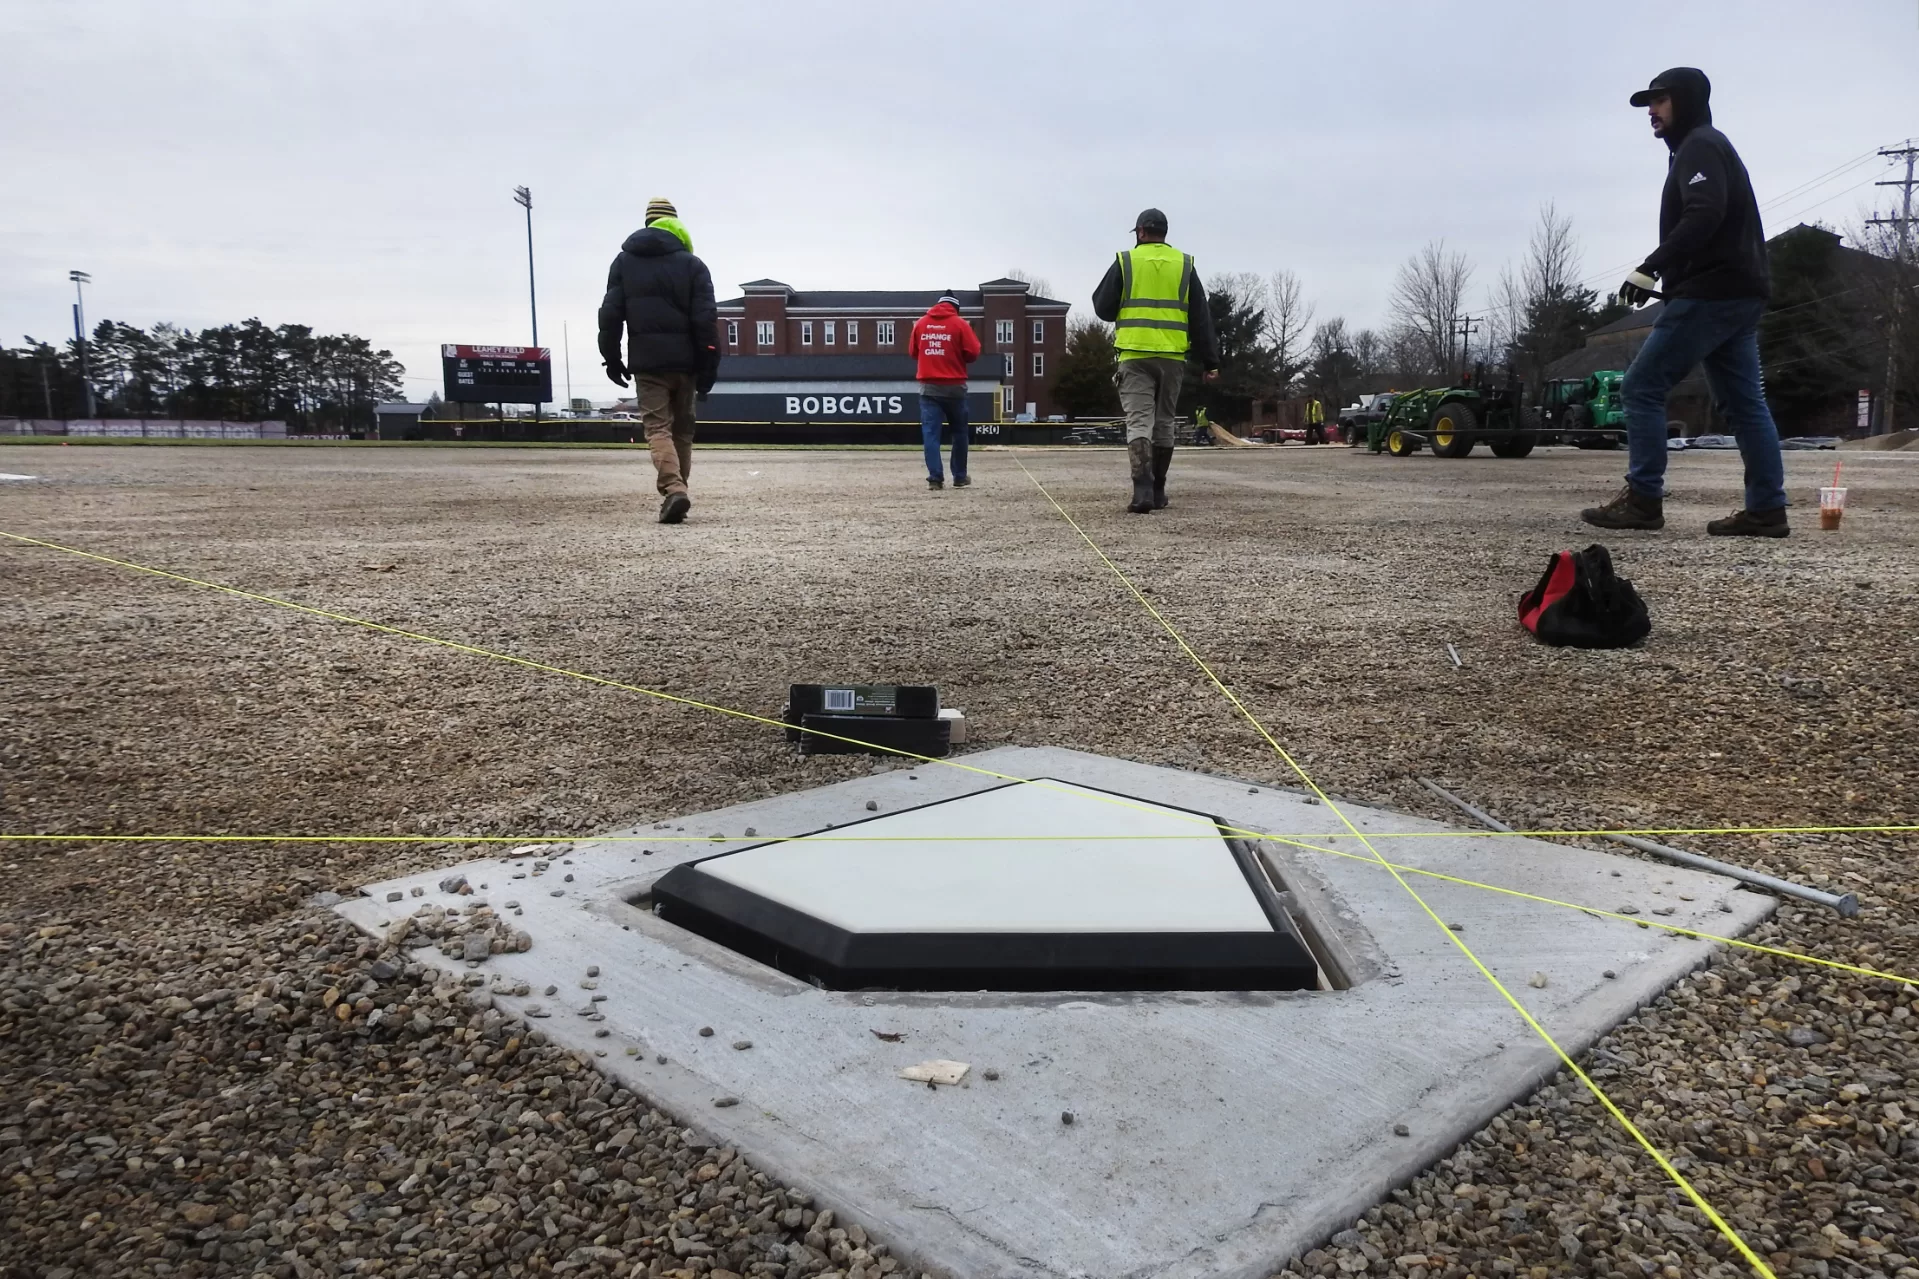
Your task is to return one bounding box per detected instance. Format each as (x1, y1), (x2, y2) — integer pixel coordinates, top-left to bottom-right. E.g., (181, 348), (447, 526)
(1115, 357), (1185, 446)
(636, 373), (697, 495)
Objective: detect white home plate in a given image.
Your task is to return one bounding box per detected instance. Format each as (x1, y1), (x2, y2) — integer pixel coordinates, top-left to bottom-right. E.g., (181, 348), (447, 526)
(651, 779), (1317, 991)
(339, 746), (1775, 1279)
(0, 473), (37, 481)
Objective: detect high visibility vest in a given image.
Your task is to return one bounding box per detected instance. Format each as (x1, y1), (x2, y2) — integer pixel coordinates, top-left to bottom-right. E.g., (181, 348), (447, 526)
(1307, 399), (1323, 424)
(1114, 242), (1194, 361)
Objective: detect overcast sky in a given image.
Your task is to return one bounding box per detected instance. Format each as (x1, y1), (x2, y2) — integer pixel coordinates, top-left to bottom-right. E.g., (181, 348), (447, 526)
(4, 1), (1916, 403)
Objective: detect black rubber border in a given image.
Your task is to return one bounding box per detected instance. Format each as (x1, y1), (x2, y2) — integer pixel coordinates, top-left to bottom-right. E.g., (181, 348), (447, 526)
(648, 779), (1319, 992)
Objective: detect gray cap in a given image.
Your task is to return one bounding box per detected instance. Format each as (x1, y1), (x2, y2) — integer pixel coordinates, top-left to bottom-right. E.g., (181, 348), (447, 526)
(1132, 207), (1168, 234)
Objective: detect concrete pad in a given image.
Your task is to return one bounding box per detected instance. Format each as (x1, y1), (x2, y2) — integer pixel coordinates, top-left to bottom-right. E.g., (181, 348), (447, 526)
(339, 746), (1774, 1279)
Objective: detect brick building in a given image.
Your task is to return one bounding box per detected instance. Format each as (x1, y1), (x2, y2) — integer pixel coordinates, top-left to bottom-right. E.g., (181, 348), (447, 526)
(716, 278), (1070, 419)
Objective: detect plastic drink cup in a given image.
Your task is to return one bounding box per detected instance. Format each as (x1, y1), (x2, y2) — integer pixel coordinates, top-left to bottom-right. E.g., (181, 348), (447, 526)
(1819, 486), (1847, 531)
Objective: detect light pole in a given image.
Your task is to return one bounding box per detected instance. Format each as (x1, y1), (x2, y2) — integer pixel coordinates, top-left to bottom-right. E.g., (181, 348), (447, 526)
(69, 269), (95, 418)
(513, 186), (540, 423)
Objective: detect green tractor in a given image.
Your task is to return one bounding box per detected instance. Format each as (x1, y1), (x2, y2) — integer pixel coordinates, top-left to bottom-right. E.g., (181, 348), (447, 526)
(1539, 371), (1627, 449)
(1368, 365), (1540, 459)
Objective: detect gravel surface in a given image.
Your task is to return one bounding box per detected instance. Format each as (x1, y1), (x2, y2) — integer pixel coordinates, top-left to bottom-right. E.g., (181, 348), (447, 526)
(3, 442), (1917, 1277)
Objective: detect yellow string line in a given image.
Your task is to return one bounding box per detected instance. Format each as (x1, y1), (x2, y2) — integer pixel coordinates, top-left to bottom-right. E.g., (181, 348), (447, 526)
(11, 828), (1908, 989)
(5, 823), (1913, 841)
(4, 525), (1900, 1006)
(2, 523), (1902, 998)
(1009, 456), (1778, 1278)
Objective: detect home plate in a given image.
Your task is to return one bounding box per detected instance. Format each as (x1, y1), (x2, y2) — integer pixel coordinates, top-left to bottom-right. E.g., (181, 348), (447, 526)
(338, 746), (1774, 1279)
(0, 473), (37, 481)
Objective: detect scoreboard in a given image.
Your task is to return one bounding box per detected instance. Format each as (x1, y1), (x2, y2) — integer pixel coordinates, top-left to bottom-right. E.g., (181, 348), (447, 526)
(441, 344), (553, 404)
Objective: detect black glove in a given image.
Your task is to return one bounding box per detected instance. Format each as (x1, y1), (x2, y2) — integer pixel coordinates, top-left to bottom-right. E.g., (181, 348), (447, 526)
(696, 391), (710, 405)
(1617, 266), (1659, 308)
(604, 357), (630, 387)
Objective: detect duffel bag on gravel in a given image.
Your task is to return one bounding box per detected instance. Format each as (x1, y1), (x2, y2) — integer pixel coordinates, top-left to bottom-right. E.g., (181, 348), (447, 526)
(1518, 543), (1651, 648)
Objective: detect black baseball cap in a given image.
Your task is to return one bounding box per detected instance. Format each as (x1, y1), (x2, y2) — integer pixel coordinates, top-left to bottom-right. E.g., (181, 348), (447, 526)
(1630, 67), (1709, 107)
(1132, 207), (1168, 234)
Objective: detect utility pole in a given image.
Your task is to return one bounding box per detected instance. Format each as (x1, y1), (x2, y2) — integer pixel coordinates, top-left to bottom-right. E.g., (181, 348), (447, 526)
(513, 186), (540, 425)
(69, 269), (95, 419)
(1450, 314), (1481, 380)
(1868, 142), (1918, 435)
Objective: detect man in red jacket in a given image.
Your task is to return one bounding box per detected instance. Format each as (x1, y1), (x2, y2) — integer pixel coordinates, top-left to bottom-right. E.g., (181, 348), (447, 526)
(909, 292), (982, 490)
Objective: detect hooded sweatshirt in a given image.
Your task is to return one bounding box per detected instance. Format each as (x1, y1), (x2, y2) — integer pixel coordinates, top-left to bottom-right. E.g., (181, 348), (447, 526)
(1639, 69), (1770, 301)
(597, 225), (719, 385)
(909, 300), (982, 392)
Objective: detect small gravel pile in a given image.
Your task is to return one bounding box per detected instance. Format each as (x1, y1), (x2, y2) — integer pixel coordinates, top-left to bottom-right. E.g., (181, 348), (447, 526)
(0, 911), (923, 1279)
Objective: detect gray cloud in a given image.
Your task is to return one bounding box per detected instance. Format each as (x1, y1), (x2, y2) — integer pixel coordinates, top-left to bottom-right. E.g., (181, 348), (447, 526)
(3, 0), (1913, 402)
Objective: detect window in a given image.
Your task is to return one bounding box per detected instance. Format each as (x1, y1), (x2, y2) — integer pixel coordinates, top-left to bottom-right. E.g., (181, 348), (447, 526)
(726, 320), (739, 346)
(824, 320), (836, 346)
(995, 319), (1014, 346)
(1032, 319), (1045, 344)
(877, 320), (896, 345)
(1004, 353), (1014, 377)
(756, 320), (775, 348)
(847, 320), (859, 346)
(1032, 353), (1044, 378)
(1002, 385), (1015, 415)
(801, 321), (814, 346)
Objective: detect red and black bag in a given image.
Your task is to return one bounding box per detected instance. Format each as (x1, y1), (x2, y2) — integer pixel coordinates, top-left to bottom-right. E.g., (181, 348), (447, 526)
(1519, 543), (1651, 648)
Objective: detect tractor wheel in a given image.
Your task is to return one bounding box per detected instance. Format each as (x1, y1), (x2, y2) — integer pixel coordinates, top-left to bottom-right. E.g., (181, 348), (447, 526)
(1429, 402), (1477, 458)
(1386, 427), (1422, 457)
(1564, 403), (1597, 447)
(1490, 434), (1537, 458)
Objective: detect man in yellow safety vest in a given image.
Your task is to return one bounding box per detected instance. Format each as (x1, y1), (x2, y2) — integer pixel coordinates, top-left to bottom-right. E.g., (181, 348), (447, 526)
(1305, 396), (1326, 445)
(1092, 208), (1219, 513)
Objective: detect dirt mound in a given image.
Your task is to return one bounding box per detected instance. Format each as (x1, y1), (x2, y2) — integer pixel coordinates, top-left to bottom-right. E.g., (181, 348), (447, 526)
(1839, 428), (1919, 451)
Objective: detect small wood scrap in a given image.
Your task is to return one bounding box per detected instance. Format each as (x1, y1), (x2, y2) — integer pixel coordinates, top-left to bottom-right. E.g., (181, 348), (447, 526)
(899, 1059), (969, 1087)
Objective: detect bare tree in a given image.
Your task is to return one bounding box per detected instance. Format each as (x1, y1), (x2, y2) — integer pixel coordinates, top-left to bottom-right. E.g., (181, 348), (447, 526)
(1522, 202), (1582, 303)
(1351, 328), (1384, 376)
(1388, 240), (1474, 374)
(1265, 269), (1315, 387)
(1004, 268), (1057, 299)
(1486, 263), (1528, 366)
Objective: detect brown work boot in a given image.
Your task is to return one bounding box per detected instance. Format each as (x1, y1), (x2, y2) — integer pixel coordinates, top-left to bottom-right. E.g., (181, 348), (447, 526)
(1126, 439), (1154, 514)
(658, 491), (691, 524)
(1707, 506), (1789, 538)
(1580, 486), (1664, 531)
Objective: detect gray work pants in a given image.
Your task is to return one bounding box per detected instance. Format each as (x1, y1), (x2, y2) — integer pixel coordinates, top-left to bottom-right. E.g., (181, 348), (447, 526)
(1116, 357), (1185, 446)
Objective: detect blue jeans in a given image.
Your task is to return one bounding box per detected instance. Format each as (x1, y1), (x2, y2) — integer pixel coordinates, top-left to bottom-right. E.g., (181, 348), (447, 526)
(920, 392), (969, 482)
(1622, 296), (1786, 512)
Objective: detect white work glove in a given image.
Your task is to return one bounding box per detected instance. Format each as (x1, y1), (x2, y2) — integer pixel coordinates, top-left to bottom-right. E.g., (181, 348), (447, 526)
(1618, 268), (1659, 308)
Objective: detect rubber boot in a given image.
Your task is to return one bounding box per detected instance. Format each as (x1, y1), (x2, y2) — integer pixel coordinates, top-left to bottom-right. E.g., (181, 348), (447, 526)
(1151, 445), (1174, 509)
(1126, 439), (1154, 514)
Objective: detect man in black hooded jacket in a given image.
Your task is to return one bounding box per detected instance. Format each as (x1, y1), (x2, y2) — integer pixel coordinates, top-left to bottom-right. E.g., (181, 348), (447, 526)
(1581, 68), (1789, 538)
(598, 197), (719, 524)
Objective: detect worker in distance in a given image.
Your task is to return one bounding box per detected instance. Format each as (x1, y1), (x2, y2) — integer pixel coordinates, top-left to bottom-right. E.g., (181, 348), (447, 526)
(1092, 208), (1219, 515)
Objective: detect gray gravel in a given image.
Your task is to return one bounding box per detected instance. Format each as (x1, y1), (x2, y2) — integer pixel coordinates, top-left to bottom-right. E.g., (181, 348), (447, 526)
(3, 443), (1918, 1277)
(1, 911), (919, 1279)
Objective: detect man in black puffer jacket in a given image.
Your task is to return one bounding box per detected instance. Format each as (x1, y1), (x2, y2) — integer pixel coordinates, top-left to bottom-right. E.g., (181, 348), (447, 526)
(1581, 68), (1788, 538)
(598, 197), (719, 524)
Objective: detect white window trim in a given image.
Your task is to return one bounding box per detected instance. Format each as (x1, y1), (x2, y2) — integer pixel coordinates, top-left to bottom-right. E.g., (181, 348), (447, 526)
(1003, 353), (1014, 377)
(755, 320), (775, 348)
(995, 319), (1014, 346)
(877, 320), (896, 345)
(1032, 320), (1045, 343)
(801, 321), (814, 346)
(847, 320), (860, 346)
(824, 320), (837, 346)
(1032, 353), (1044, 377)
(726, 320), (739, 346)
(1001, 385), (1015, 415)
